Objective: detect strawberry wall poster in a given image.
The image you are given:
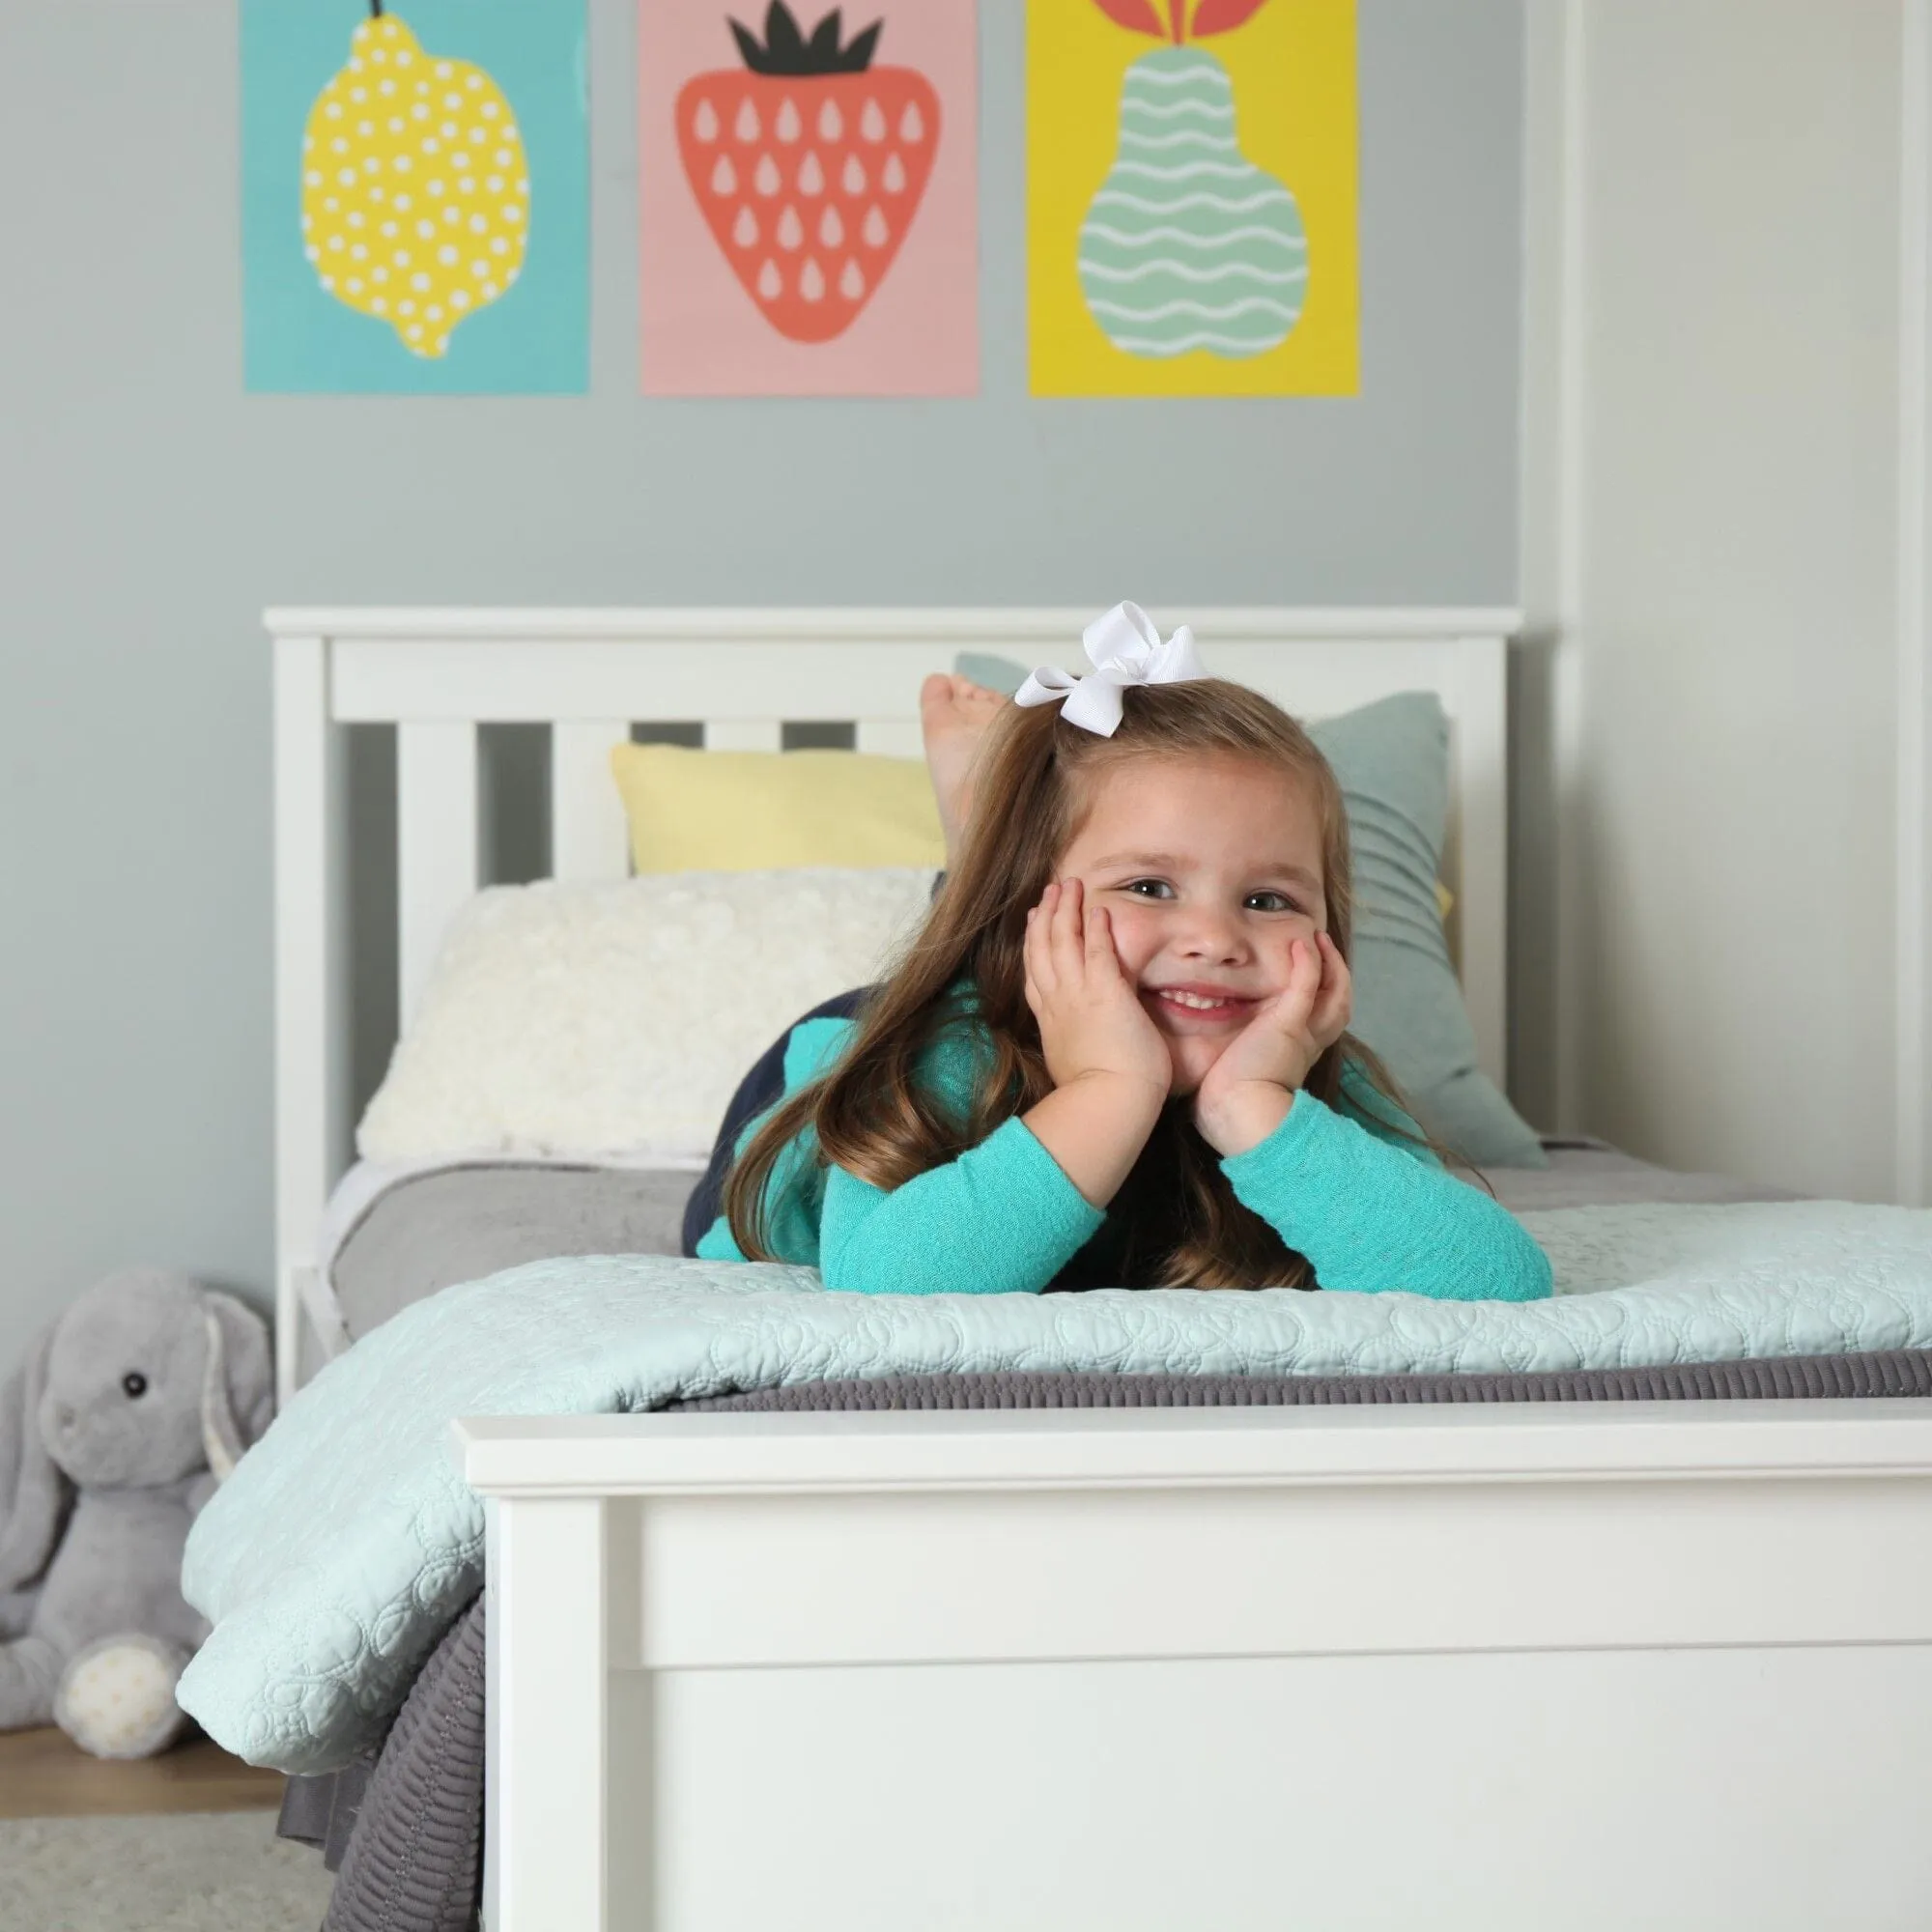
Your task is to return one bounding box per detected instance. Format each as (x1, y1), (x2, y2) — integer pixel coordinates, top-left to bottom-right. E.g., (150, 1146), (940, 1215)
(1028, 0), (1357, 397)
(242, 1), (588, 393)
(640, 0), (979, 395)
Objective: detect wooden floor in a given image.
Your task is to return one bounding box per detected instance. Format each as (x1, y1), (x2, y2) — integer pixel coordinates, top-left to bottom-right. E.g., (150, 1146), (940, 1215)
(0, 1726), (285, 1819)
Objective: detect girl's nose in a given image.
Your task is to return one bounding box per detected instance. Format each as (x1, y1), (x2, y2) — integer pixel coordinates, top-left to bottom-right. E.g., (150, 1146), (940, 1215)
(1177, 909), (1246, 961)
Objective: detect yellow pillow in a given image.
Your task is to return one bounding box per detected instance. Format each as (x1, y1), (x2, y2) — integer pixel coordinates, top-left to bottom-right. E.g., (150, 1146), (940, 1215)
(611, 743), (947, 874)
(611, 743), (1459, 907)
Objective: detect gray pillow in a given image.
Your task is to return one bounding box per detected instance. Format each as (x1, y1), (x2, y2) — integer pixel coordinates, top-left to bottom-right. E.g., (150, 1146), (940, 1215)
(953, 655), (1546, 1169)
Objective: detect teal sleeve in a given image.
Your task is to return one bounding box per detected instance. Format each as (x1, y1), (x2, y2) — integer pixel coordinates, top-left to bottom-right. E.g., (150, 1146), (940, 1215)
(693, 1002), (1106, 1292)
(694, 1217), (746, 1262)
(817, 1117), (1104, 1295)
(1221, 1085), (1553, 1303)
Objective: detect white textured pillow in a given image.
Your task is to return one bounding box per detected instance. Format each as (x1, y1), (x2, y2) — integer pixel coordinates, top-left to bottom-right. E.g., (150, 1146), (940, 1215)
(356, 867), (939, 1163)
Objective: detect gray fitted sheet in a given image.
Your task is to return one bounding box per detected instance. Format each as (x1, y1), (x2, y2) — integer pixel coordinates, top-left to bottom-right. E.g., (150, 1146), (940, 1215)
(329, 1163), (697, 1348)
(1478, 1139), (1796, 1211)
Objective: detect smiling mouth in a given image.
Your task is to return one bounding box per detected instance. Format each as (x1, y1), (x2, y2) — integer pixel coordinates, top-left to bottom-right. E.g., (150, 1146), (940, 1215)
(1143, 986), (1257, 1027)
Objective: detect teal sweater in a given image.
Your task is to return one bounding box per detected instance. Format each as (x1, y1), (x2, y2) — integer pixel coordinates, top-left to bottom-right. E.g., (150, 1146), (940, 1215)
(696, 1010), (1552, 1301)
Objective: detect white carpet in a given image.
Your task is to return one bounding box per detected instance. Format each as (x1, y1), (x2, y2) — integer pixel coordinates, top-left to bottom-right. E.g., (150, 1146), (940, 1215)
(0, 1811), (333, 1931)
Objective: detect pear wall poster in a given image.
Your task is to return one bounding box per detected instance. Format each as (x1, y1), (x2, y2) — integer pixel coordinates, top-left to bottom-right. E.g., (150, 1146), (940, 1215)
(640, 0), (979, 396)
(242, 1), (589, 393)
(1028, 0), (1358, 396)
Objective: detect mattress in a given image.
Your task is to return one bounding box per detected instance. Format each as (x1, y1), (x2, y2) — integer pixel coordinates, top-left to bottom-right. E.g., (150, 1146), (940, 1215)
(1463, 1138), (1796, 1212)
(312, 1157), (700, 1372)
(317, 1137), (1794, 1350)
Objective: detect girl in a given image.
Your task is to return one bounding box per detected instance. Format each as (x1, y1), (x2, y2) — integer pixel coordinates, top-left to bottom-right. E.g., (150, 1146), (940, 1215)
(696, 611), (1552, 1302)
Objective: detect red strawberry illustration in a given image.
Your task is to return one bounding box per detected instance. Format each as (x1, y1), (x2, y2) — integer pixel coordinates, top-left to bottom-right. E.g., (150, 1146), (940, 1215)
(676, 3), (940, 343)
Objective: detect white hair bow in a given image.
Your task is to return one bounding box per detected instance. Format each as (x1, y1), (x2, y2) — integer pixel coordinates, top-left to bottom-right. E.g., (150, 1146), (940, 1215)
(1013, 602), (1207, 737)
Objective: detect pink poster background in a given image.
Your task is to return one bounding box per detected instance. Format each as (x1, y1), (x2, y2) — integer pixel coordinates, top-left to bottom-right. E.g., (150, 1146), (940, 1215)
(640, 0), (979, 395)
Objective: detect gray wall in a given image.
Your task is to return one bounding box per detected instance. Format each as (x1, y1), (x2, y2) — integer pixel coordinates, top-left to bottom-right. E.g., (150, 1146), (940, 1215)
(0, 0), (1525, 1373)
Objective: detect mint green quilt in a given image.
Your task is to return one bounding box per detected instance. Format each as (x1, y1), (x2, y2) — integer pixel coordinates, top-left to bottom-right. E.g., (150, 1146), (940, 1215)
(180, 1202), (1932, 1773)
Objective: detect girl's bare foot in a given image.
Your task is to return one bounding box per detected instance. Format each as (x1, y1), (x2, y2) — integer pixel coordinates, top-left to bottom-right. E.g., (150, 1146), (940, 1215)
(920, 673), (1008, 859)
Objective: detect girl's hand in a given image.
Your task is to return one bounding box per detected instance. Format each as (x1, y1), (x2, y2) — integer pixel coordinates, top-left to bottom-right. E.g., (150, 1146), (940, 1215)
(1024, 879), (1172, 1104)
(1193, 932), (1351, 1156)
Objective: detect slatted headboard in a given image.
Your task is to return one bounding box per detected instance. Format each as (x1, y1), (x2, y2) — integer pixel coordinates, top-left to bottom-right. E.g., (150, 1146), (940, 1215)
(270, 607), (1518, 1404)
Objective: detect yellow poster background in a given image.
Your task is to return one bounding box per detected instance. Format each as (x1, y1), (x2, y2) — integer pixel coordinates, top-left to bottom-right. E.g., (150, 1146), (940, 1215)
(1028, 0), (1357, 396)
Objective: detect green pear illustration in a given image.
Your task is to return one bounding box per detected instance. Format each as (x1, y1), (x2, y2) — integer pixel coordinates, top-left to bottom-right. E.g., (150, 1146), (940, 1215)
(1077, 0), (1306, 358)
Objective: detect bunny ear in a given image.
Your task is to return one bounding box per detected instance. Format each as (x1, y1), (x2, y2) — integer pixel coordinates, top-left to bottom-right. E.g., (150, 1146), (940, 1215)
(0, 1323), (71, 1597)
(199, 1293), (274, 1484)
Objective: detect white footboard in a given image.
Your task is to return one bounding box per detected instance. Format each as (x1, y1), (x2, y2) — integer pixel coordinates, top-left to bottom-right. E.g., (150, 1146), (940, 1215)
(458, 1402), (1932, 1932)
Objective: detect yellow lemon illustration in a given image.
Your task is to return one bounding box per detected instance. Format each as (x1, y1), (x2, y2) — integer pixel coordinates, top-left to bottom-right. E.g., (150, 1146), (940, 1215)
(300, 10), (529, 358)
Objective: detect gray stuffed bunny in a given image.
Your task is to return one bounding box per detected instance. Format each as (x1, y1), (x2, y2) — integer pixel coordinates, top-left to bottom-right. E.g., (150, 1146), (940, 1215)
(0, 1268), (272, 1758)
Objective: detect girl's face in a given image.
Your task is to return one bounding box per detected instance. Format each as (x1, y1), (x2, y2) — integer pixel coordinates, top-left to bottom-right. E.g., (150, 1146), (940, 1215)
(1053, 753), (1329, 1096)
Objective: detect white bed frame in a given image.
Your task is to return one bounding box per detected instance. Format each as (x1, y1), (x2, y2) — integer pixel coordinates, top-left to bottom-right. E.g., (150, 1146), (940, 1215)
(455, 1405), (1932, 1932)
(271, 608), (1932, 1932)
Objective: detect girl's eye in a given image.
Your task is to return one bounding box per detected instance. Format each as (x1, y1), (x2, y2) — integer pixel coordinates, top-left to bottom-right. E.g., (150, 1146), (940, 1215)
(1122, 879), (1176, 900)
(1245, 891), (1299, 914)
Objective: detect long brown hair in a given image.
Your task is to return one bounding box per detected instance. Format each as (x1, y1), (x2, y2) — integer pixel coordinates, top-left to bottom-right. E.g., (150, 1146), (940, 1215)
(724, 678), (1453, 1289)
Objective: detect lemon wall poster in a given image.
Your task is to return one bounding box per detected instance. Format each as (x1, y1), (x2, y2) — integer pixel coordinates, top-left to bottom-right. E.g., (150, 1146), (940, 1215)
(242, 1), (588, 393)
(1028, 0), (1357, 397)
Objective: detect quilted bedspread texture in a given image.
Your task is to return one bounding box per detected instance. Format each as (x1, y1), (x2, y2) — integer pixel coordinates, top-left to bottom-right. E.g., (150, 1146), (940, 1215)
(180, 1201), (1932, 1772)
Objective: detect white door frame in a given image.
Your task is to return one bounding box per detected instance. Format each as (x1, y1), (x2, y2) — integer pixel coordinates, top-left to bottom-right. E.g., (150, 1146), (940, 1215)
(1526, 0), (1932, 1202)
(1897, 0), (1932, 1207)
(1518, 0), (1591, 1140)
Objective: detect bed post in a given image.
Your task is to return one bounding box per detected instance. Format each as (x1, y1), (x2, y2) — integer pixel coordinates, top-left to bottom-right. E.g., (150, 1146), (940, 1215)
(1453, 631), (1512, 1091)
(272, 629), (337, 1412)
(482, 1492), (644, 1931)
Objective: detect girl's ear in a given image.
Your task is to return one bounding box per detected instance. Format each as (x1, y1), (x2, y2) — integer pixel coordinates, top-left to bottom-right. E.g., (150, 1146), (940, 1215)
(0, 1323), (71, 1596)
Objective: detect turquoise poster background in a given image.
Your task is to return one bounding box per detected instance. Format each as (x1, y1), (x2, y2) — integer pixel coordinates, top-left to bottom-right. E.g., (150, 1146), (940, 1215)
(242, 0), (588, 393)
